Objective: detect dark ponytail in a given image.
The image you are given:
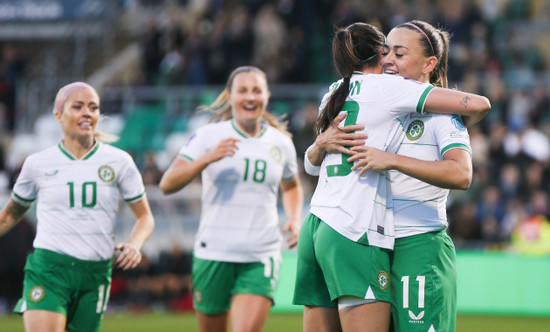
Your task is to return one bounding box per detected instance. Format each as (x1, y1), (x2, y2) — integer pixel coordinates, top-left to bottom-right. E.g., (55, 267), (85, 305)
(315, 23), (385, 133)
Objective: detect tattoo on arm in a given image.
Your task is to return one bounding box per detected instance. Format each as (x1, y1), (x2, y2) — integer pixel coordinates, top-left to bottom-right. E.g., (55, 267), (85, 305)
(460, 96), (471, 108)
(7, 200), (29, 220)
(0, 199), (29, 235)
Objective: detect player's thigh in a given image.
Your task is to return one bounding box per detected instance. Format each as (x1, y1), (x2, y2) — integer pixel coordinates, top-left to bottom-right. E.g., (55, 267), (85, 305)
(192, 257), (235, 314)
(294, 213), (335, 308)
(14, 251), (71, 316)
(315, 220), (391, 303)
(67, 270), (111, 332)
(23, 310), (66, 332)
(391, 230), (457, 332)
(233, 256), (280, 301)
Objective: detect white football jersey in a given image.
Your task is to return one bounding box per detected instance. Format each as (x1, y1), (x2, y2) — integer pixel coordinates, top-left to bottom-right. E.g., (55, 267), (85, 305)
(309, 73), (434, 249)
(12, 141), (145, 261)
(390, 113), (471, 238)
(179, 119), (298, 262)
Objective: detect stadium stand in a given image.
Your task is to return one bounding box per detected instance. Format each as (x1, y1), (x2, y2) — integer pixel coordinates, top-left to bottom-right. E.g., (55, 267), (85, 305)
(2, 0), (550, 313)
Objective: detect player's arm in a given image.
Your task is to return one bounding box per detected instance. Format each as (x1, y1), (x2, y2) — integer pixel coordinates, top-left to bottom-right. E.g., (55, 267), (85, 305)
(348, 147), (472, 190)
(280, 176), (304, 249)
(305, 112), (367, 173)
(0, 198), (30, 237)
(115, 197), (155, 270)
(159, 137), (240, 194)
(425, 88), (491, 126)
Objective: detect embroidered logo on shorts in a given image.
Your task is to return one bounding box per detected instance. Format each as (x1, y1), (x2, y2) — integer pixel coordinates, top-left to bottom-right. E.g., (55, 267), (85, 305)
(377, 271), (389, 290)
(29, 286), (45, 302)
(406, 120), (424, 141)
(193, 290), (203, 304)
(98, 165), (115, 183)
(270, 146), (282, 163)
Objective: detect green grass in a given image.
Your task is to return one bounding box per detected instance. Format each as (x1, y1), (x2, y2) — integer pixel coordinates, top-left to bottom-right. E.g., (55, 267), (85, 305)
(1, 312), (549, 331)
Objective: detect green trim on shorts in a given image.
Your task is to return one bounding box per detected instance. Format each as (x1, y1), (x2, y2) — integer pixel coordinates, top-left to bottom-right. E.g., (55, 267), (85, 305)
(192, 256), (280, 314)
(390, 229), (457, 332)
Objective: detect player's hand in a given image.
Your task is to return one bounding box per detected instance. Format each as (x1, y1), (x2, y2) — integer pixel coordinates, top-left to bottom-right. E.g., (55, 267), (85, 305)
(283, 218), (301, 249)
(348, 146), (395, 176)
(114, 242), (142, 270)
(207, 138), (240, 163)
(316, 113), (367, 155)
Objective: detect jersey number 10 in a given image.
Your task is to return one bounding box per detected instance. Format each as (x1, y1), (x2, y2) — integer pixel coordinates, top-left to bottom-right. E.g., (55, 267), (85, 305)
(67, 181), (97, 208)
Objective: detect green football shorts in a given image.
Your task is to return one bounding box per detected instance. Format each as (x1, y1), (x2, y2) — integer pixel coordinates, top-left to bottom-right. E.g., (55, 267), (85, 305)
(390, 229), (457, 332)
(14, 248), (112, 332)
(293, 213), (391, 307)
(192, 255), (281, 314)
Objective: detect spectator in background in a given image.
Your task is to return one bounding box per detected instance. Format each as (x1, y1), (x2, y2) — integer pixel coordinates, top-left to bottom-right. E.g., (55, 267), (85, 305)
(0, 45), (25, 133)
(0, 82), (155, 332)
(159, 66), (303, 332)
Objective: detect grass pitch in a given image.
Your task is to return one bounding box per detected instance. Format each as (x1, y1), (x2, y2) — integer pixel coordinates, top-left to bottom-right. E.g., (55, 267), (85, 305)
(1, 312), (549, 331)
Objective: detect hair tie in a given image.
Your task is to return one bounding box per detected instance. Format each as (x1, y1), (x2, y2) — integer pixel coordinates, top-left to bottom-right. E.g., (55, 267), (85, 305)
(403, 22), (435, 56)
(361, 36), (386, 63)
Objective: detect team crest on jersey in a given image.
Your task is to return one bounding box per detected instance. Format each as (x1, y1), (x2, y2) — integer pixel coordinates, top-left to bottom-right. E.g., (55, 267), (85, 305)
(406, 120), (424, 141)
(270, 146), (282, 163)
(98, 165), (115, 183)
(451, 115), (466, 131)
(29, 286), (45, 302)
(193, 290), (203, 304)
(377, 271), (389, 290)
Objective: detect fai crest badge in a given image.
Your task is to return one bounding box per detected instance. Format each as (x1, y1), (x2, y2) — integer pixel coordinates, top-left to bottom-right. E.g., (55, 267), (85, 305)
(270, 146), (282, 163)
(29, 286), (45, 302)
(98, 165), (115, 183)
(406, 120), (424, 141)
(377, 271), (389, 290)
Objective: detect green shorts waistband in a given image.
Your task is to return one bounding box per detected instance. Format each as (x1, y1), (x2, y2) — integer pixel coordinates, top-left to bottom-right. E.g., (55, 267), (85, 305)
(33, 248), (112, 272)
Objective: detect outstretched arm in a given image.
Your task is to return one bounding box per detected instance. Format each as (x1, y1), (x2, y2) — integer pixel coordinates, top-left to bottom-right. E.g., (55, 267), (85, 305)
(115, 197), (155, 270)
(348, 147), (472, 189)
(0, 199), (30, 237)
(280, 177), (304, 249)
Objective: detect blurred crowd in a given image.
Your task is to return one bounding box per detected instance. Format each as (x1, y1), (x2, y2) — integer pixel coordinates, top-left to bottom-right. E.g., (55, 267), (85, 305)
(2, 0), (550, 313)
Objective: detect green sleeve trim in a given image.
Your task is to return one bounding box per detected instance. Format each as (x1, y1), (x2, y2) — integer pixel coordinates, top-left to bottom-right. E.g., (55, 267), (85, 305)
(179, 154), (193, 161)
(416, 85), (434, 113)
(125, 192), (145, 202)
(11, 192), (35, 207)
(441, 143), (471, 155)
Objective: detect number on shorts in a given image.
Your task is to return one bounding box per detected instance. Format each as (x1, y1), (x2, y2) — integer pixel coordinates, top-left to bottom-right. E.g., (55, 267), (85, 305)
(96, 284), (111, 314)
(326, 101), (359, 177)
(261, 257), (281, 279)
(401, 275), (425, 308)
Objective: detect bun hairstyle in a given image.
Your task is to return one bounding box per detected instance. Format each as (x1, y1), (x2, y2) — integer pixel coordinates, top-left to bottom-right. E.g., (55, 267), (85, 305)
(398, 20), (450, 88)
(54, 82), (118, 143)
(315, 23), (386, 133)
(197, 66), (291, 136)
